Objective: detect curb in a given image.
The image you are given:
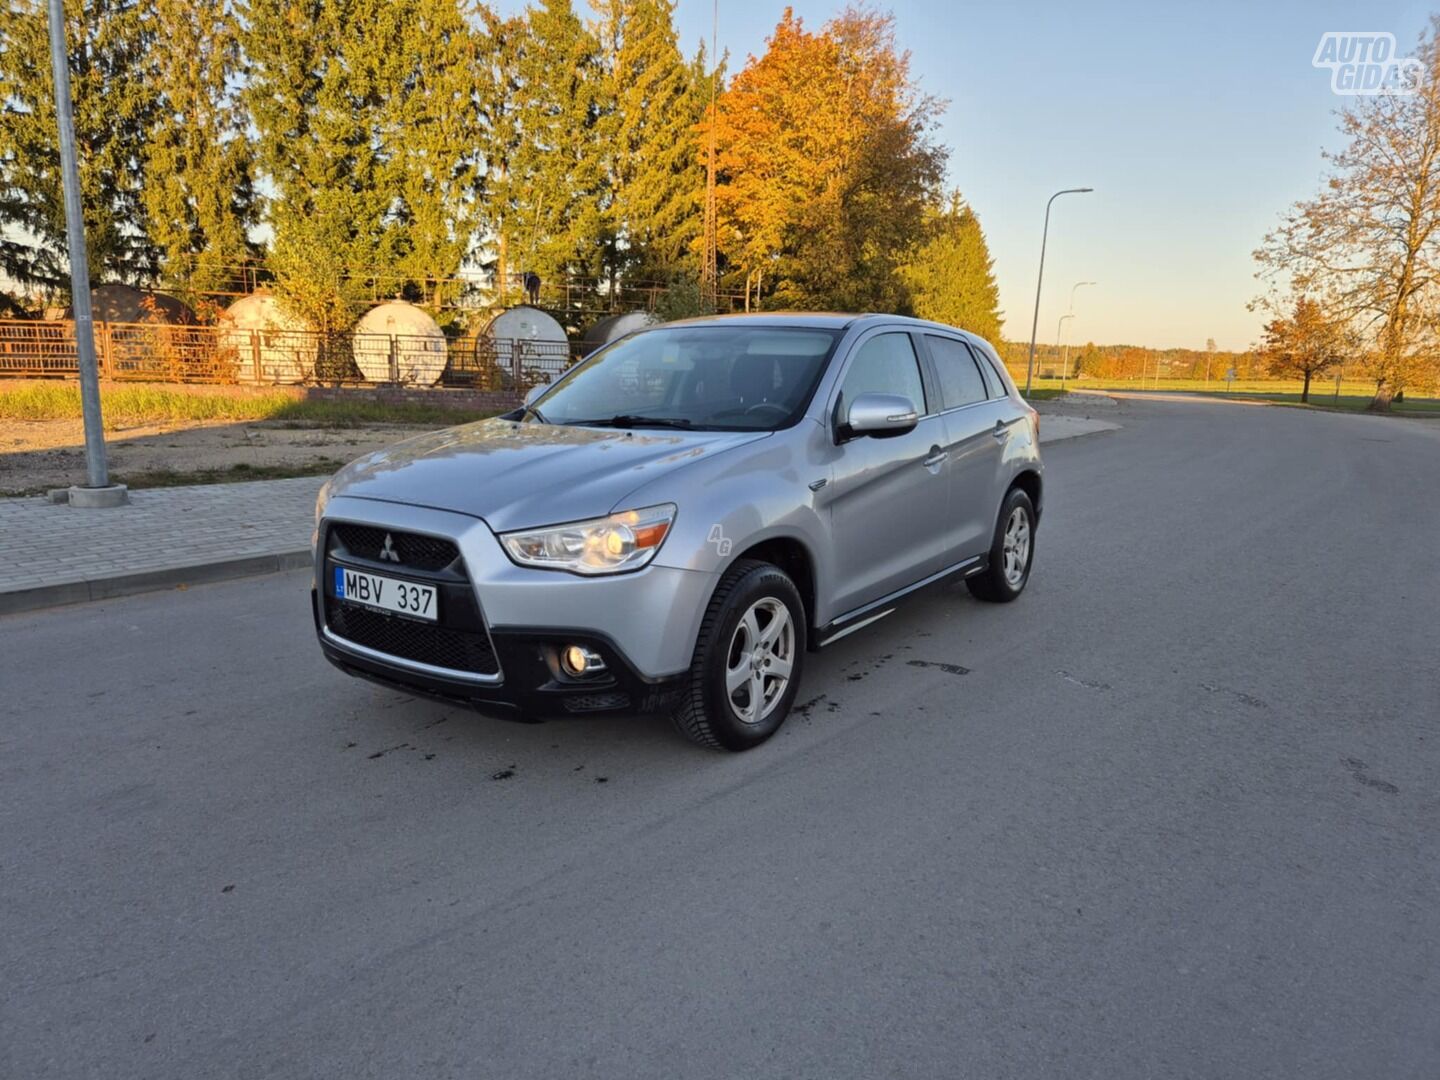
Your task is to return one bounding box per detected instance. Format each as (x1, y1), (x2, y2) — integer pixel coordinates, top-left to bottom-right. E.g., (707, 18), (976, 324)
(0, 549), (312, 617)
(1036, 420), (1122, 444)
(1038, 425), (1120, 444)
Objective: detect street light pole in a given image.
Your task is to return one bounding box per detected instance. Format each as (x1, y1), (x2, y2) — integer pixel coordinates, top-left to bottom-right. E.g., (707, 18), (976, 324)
(1054, 313), (1074, 384)
(1024, 188), (1093, 397)
(1069, 280), (1097, 313)
(46, 0), (124, 506)
(1062, 281), (1096, 387)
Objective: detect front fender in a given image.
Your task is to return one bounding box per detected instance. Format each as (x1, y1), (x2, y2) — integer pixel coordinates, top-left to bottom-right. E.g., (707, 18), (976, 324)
(620, 424), (833, 579)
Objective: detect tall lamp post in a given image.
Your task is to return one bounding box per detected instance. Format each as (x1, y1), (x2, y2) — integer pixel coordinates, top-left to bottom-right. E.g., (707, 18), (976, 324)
(1062, 280), (1096, 386)
(1024, 188), (1093, 397)
(1053, 313), (1074, 382)
(1054, 315), (1077, 385)
(47, 0), (125, 506)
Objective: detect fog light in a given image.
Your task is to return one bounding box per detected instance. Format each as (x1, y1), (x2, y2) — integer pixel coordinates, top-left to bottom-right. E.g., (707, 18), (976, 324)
(561, 645), (606, 678)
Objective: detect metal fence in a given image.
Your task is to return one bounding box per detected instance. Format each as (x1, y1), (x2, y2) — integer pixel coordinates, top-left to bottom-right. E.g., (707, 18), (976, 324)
(0, 319), (583, 390)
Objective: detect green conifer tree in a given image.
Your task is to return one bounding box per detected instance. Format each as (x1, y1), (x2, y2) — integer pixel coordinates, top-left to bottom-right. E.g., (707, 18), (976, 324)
(377, 0), (484, 310)
(473, 8), (527, 301)
(240, 0), (394, 331)
(144, 0), (257, 306)
(496, 0), (608, 299)
(602, 0), (707, 284)
(242, 0), (485, 325)
(0, 0), (160, 290)
(899, 193), (1003, 342)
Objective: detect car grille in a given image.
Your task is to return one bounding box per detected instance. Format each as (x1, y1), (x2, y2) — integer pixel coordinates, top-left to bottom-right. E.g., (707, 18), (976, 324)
(328, 523), (459, 572)
(324, 596), (500, 676)
(323, 522), (498, 678)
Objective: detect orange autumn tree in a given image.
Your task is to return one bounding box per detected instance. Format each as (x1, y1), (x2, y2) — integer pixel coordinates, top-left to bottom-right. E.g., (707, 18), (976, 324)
(709, 7), (946, 312)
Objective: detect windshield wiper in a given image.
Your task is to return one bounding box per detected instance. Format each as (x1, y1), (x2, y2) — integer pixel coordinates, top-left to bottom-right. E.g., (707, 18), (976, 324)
(567, 414), (694, 430)
(610, 414), (693, 429)
(521, 404), (549, 424)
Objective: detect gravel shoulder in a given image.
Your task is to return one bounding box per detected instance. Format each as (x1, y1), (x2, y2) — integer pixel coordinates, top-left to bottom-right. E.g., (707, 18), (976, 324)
(0, 418), (432, 495)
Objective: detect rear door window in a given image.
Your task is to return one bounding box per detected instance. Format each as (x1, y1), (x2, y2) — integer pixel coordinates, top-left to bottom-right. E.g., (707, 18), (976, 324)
(925, 335), (989, 410)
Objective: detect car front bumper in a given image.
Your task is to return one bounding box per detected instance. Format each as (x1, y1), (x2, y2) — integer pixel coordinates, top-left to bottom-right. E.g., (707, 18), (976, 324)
(312, 496), (712, 719)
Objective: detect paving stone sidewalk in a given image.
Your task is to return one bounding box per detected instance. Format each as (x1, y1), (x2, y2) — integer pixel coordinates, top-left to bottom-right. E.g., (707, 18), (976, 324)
(0, 412), (1118, 615)
(0, 476), (323, 614)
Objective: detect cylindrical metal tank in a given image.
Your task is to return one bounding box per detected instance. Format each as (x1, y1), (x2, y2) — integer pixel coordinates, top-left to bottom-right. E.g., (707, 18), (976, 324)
(217, 291), (316, 384)
(486, 304), (567, 345)
(481, 305), (571, 388)
(352, 301), (447, 385)
(580, 310), (656, 353)
(75, 283), (196, 325)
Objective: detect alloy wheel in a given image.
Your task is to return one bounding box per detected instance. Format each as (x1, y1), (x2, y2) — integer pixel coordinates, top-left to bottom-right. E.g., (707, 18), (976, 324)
(724, 598), (795, 724)
(1002, 506), (1031, 587)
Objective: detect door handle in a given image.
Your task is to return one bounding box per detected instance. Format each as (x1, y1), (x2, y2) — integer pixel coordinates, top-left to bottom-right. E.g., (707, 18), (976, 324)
(992, 419), (1009, 440)
(922, 446), (948, 468)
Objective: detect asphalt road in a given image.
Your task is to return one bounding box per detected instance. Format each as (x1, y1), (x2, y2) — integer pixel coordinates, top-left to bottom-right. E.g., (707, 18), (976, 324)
(4, 397), (1438, 1080)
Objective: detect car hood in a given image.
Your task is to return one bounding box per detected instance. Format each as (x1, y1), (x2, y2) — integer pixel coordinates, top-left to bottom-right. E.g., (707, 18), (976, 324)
(328, 418), (769, 532)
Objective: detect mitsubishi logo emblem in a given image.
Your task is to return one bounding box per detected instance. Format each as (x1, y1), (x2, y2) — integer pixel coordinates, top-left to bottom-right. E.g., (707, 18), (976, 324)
(379, 533), (400, 562)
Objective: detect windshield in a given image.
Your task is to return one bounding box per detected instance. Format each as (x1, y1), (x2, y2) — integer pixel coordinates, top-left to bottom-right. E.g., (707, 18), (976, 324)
(529, 325), (841, 431)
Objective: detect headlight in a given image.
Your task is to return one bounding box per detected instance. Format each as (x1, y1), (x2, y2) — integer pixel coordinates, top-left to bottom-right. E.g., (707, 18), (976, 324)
(314, 479), (332, 526)
(500, 504), (676, 575)
(312, 479), (332, 549)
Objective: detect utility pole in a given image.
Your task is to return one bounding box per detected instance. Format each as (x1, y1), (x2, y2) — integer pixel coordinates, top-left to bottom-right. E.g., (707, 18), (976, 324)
(699, 0), (719, 309)
(47, 0), (125, 506)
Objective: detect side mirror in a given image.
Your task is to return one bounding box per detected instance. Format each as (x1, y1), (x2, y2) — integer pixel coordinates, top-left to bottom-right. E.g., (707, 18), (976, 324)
(522, 383), (546, 407)
(845, 393), (919, 438)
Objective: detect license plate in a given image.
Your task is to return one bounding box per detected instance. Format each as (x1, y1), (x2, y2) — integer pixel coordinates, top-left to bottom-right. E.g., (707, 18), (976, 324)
(333, 567), (437, 622)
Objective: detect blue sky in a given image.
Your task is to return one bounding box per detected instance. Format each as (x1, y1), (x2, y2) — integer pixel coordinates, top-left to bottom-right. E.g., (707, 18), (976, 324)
(666, 0), (1435, 349)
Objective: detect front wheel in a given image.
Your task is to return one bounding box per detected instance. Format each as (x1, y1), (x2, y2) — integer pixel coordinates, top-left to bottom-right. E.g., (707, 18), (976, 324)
(966, 487), (1036, 603)
(672, 559), (807, 751)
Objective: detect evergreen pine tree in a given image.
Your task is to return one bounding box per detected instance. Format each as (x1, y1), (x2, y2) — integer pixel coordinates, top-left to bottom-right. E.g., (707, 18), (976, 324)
(144, 0), (257, 307)
(472, 8), (527, 300)
(240, 0), (394, 330)
(242, 0), (486, 324)
(374, 0), (484, 310)
(604, 0), (707, 283)
(497, 0), (607, 297)
(0, 0), (160, 290)
(899, 193), (1003, 341)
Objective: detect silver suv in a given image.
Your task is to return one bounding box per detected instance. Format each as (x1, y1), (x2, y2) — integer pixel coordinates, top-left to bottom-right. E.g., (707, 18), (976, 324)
(312, 314), (1043, 751)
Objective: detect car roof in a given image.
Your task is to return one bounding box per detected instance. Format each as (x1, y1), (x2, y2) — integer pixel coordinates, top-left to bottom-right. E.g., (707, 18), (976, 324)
(652, 311), (989, 342)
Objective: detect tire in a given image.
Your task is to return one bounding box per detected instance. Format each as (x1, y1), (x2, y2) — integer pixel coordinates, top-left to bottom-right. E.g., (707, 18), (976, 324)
(966, 487), (1036, 603)
(672, 559), (807, 751)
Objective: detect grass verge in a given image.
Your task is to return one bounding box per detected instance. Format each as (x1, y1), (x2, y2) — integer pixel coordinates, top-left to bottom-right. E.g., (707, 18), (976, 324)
(1021, 378), (1440, 415)
(0, 382), (494, 428)
(266, 399), (494, 427)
